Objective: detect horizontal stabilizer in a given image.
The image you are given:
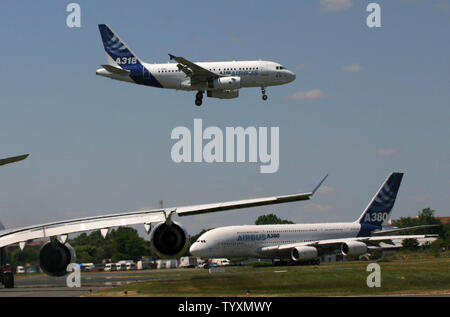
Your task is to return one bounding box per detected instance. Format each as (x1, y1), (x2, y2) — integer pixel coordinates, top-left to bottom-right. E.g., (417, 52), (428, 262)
(101, 64), (131, 75)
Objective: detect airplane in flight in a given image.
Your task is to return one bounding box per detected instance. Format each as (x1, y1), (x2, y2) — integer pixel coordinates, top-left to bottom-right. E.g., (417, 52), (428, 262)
(189, 172), (438, 264)
(0, 154), (325, 288)
(95, 24), (296, 106)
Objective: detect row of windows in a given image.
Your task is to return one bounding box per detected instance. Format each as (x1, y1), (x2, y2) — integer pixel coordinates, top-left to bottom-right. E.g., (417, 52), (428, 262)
(276, 66), (285, 70)
(266, 229), (320, 233)
(157, 67), (259, 73)
(220, 240), (315, 245)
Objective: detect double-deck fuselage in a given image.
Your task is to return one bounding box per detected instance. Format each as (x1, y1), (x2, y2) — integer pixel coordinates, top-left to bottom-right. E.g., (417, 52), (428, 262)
(190, 222), (362, 259)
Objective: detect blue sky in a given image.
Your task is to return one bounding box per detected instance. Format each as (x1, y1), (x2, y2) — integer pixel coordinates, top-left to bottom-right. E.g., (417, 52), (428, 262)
(0, 0), (449, 236)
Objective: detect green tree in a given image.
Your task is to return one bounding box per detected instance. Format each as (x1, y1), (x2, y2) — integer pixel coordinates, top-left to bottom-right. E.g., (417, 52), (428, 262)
(70, 227), (153, 263)
(109, 227), (151, 262)
(391, 208), (445, 237)
(255, 214), (294, 225)
(8, 246), (39, 267)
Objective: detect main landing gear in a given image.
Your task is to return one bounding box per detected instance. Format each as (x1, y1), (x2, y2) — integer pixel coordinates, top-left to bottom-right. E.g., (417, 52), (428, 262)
(195, 91), (204, 106)
(261, 87), (268, 101)
(0, 248), (14, 289)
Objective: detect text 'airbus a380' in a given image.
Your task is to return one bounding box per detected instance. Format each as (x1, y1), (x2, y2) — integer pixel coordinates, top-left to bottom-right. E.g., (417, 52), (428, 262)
(0, 154), (322, 288)
(95, 24), (296, 106)
(189, 173), (438, 264)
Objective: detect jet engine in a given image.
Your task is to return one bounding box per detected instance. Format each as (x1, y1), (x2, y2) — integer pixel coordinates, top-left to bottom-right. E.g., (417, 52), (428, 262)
(39, 241), (76, 277)
(208, 76), (240, 90)
(341, 241), (367, 256)
(150, 221), (187, 256)
(291, 246), (318, 261)
(207, 89), (239, 99)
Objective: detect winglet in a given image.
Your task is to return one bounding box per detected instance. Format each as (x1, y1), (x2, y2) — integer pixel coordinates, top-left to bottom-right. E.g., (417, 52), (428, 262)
(312, 174), (328, 195)
(0, 154), (29, 166)
(168, 53), (176, 60)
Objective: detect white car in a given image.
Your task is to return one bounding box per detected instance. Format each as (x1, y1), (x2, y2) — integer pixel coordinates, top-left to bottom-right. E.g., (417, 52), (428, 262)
(16, 266), (25, 274)
(104, 263), (116, 271)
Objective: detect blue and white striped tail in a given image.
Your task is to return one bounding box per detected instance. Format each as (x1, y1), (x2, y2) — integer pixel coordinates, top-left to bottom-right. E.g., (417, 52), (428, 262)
(357, 172), (404, 227)
(98, 24), (141, 67)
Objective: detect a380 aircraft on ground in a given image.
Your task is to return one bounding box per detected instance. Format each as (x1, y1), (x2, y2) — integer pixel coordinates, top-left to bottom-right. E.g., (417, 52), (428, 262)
(0, 155), (437, 288)
(95, 24), (296, 106)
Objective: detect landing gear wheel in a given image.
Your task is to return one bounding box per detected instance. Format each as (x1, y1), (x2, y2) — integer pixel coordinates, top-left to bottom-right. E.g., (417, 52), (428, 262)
(195, 91), (203, 106)
(261, 87), (268, 101)
(4, 272), (14, 289)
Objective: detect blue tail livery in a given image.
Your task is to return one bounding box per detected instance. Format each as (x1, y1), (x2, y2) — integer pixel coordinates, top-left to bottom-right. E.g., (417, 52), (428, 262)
(97, 24), (162, 88)
(356, 172), (404, 228)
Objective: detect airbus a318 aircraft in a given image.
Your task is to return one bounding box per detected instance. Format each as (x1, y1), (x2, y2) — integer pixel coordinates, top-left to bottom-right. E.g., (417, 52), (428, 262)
(95, 24), (296, 106)
(190, 173), (438, 264)
(0, 154), (324, 288)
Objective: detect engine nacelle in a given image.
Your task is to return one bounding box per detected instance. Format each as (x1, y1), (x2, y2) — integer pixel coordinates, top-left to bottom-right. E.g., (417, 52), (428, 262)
(207, 89), (239, 99)
(39, 241), (76, 277)
(150, 221), (187, 257)
(291, 246), (318, 261)
(209, 76), (240, 90)
(341, 241), (367, 256)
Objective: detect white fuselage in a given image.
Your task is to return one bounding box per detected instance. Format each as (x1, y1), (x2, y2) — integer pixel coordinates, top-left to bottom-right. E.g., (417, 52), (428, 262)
(96, 60), (295, 91)
(190, 222), (362, 259)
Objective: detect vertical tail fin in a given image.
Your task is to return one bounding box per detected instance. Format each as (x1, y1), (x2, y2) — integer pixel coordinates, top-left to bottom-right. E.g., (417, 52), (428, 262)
(356, 172), (404, 227)
(98, 24), (142, 67)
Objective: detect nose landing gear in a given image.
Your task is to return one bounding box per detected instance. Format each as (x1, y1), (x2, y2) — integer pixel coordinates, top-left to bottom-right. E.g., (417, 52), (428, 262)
(261, 87), (268, 100)
(195, 91), (204, 106)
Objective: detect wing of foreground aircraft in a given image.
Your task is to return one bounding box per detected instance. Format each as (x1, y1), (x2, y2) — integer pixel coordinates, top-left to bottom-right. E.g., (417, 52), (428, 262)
(0, 174), (328, 250)
(168, 53), (220, 84)
(0, 154), (29, 166)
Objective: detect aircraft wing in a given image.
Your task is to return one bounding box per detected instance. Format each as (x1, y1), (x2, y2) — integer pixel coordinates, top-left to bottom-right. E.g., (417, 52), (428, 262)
(370, 225), (440, 236)
(0, 154), (29, 166)
(258, 234), (439, 258)
(168, 53), (220, 83)
(0, 175), (327, 248)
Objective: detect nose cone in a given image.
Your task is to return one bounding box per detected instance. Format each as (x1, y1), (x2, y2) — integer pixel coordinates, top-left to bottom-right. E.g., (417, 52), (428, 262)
(288, 71), (296, 82)
(189, 242), (202, 257)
